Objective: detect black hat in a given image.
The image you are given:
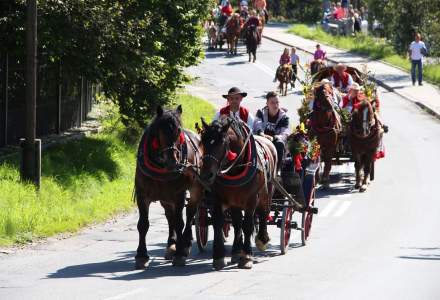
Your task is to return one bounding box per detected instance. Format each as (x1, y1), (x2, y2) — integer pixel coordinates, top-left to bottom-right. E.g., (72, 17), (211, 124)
(222, 87), (248, 99)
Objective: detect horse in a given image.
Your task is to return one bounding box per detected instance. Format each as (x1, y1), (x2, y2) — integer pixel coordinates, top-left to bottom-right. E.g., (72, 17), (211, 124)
(134, 105), (203, 269)
(350, 101), (381, 192)
(309, 84), (342, 188)
(225, 14), (241, 55)
(257, 10), (266, 35)
(208, 25), (218, 50)
(276, 64), (293, 96)
(245, 24), (259, 62)
(198, 118), (277, 270)
(310, 59), (325, 76)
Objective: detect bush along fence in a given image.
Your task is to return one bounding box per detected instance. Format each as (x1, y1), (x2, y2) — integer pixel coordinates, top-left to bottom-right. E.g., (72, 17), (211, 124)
(0, 52), (97, 148)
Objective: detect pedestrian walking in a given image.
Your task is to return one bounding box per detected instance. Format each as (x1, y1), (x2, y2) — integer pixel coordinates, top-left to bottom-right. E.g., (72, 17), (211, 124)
(408, 33), (428, 86)
(290, 47), (300, 87)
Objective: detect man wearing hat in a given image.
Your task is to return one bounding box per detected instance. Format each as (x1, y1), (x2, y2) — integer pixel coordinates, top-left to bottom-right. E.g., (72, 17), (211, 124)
(214, 87), (254, 128)
(331, 63), (353, 93)
(341, 82), (362, 112)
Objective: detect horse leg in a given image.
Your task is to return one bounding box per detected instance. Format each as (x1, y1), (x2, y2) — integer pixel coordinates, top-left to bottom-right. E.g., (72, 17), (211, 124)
(135, 189), (151, 269)
(354, 157), (362, 189)
(321, 159), (332, 189)
(173, 192), (193, 266)
(212, 203), (226, 271)
(255, 207), (270, 251)
(230, 207), (243, 264)
(360, 154), (371, 192)
(248, 50), (251, 62)
(238, 208), (255, 269)
(253, 49), (256, 62)
(161, 201), (177, 260)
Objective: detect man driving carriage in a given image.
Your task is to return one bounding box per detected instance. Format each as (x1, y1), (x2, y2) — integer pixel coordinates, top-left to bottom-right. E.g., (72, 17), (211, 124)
(253, 91), (290, 170)
(331, 63), (354, 93)
(214, 87), (254, 129)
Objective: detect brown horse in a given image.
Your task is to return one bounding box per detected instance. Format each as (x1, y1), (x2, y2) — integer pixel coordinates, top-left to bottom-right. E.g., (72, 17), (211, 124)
(350, 101), (381, 192)
(198, 118), (277, 270)
(208, 25), (218, 49)
(310, 59), (325, 76)
(310, 84), (342, 188)
(226, 15), (241, 55)
(245, 24), (259, 62)
(134, 105), (203, 269)
(277, 64), (292, 96)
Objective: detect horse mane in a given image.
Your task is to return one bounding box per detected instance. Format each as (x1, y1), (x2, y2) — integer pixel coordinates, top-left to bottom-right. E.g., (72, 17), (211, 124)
(149, 109), (182, 139)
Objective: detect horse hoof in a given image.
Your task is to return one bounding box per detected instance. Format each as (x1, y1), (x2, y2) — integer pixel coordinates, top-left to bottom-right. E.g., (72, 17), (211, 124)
(354, 183), (361, 189)
(255, 236), (269, 251)
(238, 256), (253, 269)
(183, 245), (192, 257)
(213, 258), (226, 271)
(164, 244), (176, 260)
(172, 255), (187, 267)
(359, 185), (367, 192)
(230, 253), (241, 264)
(134, 256), (150, 270)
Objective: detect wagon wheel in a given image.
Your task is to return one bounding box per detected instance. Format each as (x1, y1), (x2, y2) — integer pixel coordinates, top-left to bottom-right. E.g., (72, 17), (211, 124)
(195, 206), (209, 252)
(280, 203), (293, 254)
(301, 175), (316, 246)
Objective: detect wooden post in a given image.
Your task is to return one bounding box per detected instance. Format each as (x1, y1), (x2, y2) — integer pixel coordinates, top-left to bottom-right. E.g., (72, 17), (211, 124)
(21, 0), (40, 187)
(0, 53), (8, 147)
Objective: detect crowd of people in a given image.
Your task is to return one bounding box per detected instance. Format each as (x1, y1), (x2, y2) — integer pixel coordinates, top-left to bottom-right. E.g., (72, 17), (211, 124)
(323, 1), (369, 35)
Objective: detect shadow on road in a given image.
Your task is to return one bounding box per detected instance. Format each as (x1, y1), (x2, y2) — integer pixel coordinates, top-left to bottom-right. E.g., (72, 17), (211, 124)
(315, 172), (355, 199)
(398, 247), (440, 261)
(46, 241), (277, 281)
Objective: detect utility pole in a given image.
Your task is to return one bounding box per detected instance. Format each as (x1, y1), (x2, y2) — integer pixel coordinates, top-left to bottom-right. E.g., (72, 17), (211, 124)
(21, 0), (40, 188)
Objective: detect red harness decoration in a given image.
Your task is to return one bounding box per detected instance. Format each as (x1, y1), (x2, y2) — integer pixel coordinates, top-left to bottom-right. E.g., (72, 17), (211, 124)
(179, 131), (185, 145)
(227, 150), (238, 161)
(220, 105), (249, 123)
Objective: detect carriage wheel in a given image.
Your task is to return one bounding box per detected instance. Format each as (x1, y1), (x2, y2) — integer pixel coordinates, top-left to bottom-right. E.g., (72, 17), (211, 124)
(301, 188), (315, 246)
(195, 207), (209, 252)
(280, 205), (293, 254)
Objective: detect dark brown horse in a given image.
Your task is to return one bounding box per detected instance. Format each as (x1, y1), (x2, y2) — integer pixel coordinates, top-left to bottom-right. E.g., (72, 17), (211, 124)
(310, 59), (325, 76)
(277, 64), (292, 96)
(134, 105), (203, 269)
(310, 84), (342, 188)
(350, 101), (381, 192)
(226, 15), (241, 55)
(245, 24), (259, 62)
(198, 118), (277, 270)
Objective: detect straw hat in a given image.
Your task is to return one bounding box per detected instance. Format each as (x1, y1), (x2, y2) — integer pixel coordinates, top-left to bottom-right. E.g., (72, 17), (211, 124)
(333, 63), (347, 71)
(350, 82), (361, 91)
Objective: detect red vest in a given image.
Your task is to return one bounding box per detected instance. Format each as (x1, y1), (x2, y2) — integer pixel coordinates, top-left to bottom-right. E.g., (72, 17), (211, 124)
(333, 71), (350, 89)
(220, 105), (249, 123)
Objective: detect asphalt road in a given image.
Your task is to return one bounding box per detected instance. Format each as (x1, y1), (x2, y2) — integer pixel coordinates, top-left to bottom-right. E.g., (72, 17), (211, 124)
(1, 38), (439, 300)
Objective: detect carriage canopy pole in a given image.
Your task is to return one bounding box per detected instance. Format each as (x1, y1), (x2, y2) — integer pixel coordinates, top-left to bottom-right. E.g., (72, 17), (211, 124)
(21, 0), (41, 188)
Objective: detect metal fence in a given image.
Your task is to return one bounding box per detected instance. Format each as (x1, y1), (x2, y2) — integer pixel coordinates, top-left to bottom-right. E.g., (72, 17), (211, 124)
(0, 52), (96, 148)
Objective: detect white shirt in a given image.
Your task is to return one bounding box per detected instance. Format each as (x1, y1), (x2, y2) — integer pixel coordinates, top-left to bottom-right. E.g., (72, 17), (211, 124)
(409, 41), (426, 60)
(214, 109), (254, 129)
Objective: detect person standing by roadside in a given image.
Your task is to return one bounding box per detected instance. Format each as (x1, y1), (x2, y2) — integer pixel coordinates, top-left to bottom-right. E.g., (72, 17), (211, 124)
(408, 33), (428, 86)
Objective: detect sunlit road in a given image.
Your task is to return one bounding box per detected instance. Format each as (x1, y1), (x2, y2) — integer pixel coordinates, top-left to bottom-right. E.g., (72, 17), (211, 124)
(1, 38), (439, 300)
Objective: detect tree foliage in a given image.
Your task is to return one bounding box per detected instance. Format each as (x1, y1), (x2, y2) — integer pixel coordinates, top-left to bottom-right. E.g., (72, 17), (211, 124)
(267, 0), (322, 22)
(0, 0), (212, 127)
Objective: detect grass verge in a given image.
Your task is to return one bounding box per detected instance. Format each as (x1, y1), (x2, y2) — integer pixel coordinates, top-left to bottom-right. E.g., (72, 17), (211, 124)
(0, 93), (214, 247)
(288, 24), (440, 86)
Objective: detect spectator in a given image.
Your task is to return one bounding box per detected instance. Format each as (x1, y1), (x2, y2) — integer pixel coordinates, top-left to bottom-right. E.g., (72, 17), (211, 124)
(408, 33), (428, 86)
(353, 9), (361, 33)
(334, 2), (345, 20)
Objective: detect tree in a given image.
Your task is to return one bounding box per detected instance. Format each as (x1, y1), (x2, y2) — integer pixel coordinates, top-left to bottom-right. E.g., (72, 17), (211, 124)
(1, 0), (212, 127)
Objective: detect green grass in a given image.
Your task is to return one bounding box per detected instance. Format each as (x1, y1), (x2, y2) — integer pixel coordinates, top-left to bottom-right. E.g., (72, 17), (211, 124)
(0, 93), (214, 246)
(288, 24), (440, 86)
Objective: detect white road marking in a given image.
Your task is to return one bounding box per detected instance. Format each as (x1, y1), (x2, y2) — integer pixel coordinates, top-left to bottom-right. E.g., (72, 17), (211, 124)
(253, 61), (275, 77)
(333, 201), (352, 217)
(318, 201), (338, 217)
(103, 288), (145, 300)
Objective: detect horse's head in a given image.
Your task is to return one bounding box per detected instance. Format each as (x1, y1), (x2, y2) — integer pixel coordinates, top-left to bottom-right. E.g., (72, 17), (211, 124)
(352, 100), (375, 137)
(198, 117), (234, 185)
(149, 105), (184, 170)
(314, 84), (334, 112)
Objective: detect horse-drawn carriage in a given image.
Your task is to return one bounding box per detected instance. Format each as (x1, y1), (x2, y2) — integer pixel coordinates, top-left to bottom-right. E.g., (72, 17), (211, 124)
(302, 65), (384, 191)
(194, 122), (320, 256)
